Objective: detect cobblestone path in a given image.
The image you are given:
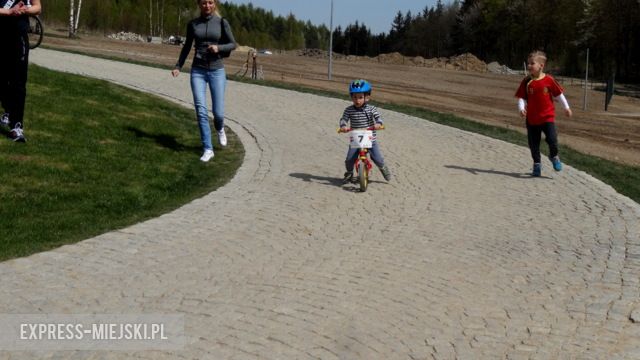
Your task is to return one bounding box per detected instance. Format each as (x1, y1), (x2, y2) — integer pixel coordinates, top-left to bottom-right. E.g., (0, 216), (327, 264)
(1, 50), (639, 359)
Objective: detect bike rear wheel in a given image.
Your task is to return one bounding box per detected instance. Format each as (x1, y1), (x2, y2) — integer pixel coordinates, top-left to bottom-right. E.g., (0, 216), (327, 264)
(358, 161), (368, 192)
(27, 15), (43, 50)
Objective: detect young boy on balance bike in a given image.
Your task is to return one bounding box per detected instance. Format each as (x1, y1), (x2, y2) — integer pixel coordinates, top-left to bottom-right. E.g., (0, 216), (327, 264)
(338, 79), (391, 184)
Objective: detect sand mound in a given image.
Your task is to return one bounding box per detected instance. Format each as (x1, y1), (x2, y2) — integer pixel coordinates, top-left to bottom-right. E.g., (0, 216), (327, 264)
(487, 61), (519, 75)
(295, 48), (489, 73)
(374, 52), (487, 72)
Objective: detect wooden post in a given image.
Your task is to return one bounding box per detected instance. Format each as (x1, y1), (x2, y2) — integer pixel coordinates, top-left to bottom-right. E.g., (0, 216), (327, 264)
(251, 50), (258, 79)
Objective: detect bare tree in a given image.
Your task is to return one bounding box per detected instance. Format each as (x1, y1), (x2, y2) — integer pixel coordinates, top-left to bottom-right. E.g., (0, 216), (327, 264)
(148, 0), (153, 36)
(146, 0), (166, 38)
(68, 0), (74, 37)
(74, 0), (82, 33)
(160, 0), (165, 38)
(68, 0), (82, 37)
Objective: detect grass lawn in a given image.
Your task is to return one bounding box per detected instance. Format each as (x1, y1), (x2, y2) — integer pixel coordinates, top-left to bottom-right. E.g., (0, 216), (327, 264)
(0, 65), (244, 261)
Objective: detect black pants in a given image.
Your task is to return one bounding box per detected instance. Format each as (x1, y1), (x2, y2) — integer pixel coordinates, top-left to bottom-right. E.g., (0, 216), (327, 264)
(527, 122), (558, 164)
(0, 32), (29, 130)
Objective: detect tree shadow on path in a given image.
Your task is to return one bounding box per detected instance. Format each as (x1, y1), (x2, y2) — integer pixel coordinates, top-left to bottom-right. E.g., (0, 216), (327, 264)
(445, 165), (551, 179)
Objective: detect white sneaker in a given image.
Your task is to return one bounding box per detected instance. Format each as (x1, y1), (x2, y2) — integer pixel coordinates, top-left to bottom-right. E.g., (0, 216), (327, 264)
(9, 124), (25, 142)
(0, 113), (9, 127)
(200, 149), (214, 162)
(217, 129), (227, 147)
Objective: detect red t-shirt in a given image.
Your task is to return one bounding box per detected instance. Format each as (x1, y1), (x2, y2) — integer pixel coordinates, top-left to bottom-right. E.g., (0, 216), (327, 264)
(515, 74), (564, 125)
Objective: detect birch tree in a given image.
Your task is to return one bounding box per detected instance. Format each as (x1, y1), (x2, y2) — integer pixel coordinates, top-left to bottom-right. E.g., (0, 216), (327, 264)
(68, 0), (82, 37)
(68, 0), (74, 37)
(74, 0), (82, 33)
(147, 0), (166, 37)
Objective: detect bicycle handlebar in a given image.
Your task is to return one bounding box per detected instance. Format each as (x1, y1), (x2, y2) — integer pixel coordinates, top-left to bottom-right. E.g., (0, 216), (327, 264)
(337, 125), (385, 133)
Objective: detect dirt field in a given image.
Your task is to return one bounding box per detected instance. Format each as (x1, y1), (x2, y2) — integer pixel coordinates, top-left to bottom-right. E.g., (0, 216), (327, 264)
(42, 32), (640, 167)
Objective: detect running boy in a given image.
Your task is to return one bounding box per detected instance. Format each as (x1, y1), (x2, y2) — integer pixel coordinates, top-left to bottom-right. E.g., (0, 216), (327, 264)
(339, 79), (391, 183)
(515, 50), (572, 177)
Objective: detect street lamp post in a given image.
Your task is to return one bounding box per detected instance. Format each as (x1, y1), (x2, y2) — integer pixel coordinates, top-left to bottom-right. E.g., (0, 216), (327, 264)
(328, 0), (333, 80)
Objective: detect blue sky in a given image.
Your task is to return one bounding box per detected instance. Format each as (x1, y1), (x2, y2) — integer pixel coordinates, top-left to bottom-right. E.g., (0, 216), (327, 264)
(225, 1), (439, 34)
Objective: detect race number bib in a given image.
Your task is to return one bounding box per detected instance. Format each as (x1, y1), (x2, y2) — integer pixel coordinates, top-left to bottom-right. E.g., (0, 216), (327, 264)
(349, 129), (373, 149)
(3, 0), (16, 9)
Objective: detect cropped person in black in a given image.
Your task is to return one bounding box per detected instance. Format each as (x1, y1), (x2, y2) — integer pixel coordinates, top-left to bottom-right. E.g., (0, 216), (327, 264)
(0, 0), (41, 142)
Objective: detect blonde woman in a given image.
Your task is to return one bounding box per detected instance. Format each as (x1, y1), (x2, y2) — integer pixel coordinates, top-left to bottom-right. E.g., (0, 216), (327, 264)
(172, 0), (236, 162)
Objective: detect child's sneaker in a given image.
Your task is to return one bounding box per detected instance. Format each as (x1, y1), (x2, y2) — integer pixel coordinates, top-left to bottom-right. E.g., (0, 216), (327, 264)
(342, 171), (353, 184)
(532, 163), (541, 177)
(0, 113), (9, 127)
(380, 165), (392, 181)
(550, 156), (563, 171)
(217, 129), (227, 147)
(200, 149), (214, 162)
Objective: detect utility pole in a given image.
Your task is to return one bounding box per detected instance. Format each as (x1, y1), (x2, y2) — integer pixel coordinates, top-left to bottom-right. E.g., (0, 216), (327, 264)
(583, 48), (589, 111)
(328, 0), (333, 80)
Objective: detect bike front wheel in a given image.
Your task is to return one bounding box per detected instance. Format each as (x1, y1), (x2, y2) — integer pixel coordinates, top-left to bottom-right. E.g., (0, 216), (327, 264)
(27, 15), (43, 49)
(358, 161), (368, 192)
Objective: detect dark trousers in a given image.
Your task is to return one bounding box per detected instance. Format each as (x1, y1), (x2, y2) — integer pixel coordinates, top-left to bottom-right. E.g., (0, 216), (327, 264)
(527, 122), (558, 164)
(0, 32), (29, 129)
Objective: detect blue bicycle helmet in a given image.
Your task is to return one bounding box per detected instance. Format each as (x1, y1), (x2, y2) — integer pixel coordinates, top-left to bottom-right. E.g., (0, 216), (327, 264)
(349, 79), (372, 95)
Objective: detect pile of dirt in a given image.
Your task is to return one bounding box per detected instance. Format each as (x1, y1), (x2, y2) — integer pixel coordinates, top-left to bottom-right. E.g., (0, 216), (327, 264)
(409, 56), (425, 66)
(296, 48), (348, 61)
(422, 57), (450, 69)
(373, 52), (488, 72)
(295, 49), (489, 73)
(487, 61), (519, 75)
(447, 53), (487, 72)
(376, 52), (406, 65)
(297, 48), (325, 58)
(108, 32), (144, 42)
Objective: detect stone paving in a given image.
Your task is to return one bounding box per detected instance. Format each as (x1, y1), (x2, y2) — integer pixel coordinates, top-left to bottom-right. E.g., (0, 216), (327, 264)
(1, 49), (639, 359)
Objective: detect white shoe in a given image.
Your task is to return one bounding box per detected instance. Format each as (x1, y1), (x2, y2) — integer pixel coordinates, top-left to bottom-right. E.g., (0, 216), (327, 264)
(200, 149), (214, 162)
(0, 113), (9, 127)
(9, 124), (25, 142)
(217, 129), (227, 147)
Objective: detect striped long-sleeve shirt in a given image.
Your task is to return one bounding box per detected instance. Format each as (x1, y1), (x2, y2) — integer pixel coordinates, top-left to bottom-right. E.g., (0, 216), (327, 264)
(339, 103), (383, 129)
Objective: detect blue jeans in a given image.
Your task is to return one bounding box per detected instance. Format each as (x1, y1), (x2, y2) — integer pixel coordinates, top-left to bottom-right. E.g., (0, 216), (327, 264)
(190, 67), (226, 151)
(345, 142), (385, 172)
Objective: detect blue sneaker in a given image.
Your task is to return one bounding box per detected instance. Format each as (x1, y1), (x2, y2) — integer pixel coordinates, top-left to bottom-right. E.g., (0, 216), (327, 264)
(551, 156), (563, 171)
(532, 163), (541, 177)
